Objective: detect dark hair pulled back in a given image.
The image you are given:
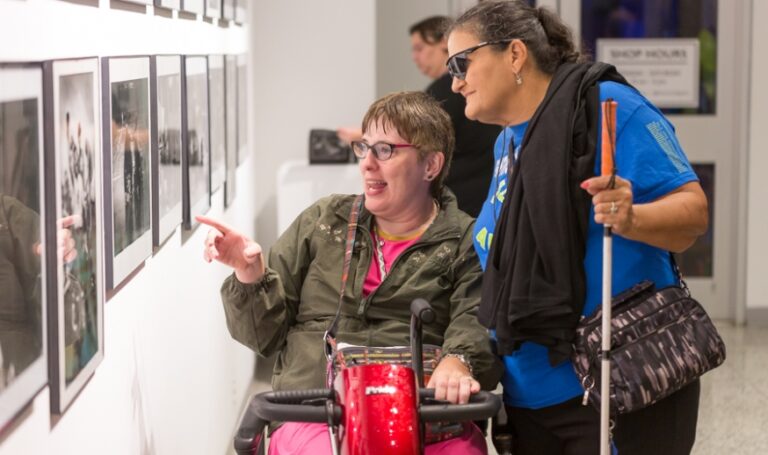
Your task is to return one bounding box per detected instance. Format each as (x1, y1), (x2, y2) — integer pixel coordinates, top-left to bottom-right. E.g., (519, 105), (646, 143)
(450, 0), (585, 74)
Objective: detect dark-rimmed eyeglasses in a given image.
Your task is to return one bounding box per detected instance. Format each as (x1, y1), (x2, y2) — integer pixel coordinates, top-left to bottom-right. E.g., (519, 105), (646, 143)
(351, 141), (416, 161)
(446, 39), (513, 80)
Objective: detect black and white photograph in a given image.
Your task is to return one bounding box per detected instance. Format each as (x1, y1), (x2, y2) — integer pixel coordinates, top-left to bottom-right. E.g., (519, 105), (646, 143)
(151, 56), (182, 248)
(0, 64), (47, 429)
(182, 56), (210, 230)
(102, 57), (152, 291)
(205, 0), (221, 20)
(224, 55), (237, 208)
(209, 55), (225, 193)
(236, 54), (247, 166)
(154, 0), (180, 10)
(180, 0), (204, 16)
(223, 0), (235, 21)
(43, 57), (104, 415)
(308, 129), (352, 164)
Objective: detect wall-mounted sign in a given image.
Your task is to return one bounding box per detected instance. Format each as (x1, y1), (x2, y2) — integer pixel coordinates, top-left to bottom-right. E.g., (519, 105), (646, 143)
(597, 38), (700, 109)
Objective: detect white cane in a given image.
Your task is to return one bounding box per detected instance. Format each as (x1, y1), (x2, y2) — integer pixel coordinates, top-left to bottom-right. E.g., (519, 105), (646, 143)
(600, 99), (618, 455)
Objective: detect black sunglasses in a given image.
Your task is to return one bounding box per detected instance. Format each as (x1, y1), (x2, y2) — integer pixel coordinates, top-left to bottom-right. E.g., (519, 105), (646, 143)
(446, 39), (513, 80)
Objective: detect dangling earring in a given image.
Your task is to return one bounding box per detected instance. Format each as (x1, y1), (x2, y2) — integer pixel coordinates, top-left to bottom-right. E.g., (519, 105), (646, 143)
(514, 72), (523, 85)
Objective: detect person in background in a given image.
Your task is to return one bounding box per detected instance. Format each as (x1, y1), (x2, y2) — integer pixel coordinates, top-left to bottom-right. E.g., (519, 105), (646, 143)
(202, 91), (501, 455)
(446, 1), (708, 454)
(338, 16), (500, 217)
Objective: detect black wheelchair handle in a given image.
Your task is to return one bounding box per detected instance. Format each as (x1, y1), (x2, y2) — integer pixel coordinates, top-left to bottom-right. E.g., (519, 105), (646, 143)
(419, 389), (502, 423)
(234, 389), (340, 455)
(410, 298), (435, 324)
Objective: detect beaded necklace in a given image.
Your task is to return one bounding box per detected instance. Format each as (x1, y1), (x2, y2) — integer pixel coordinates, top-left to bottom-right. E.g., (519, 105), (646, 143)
(373, 200), (438, 280)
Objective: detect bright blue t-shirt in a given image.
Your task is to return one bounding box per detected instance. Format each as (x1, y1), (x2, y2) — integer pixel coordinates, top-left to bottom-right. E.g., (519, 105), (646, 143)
(473, 81), (699, 409)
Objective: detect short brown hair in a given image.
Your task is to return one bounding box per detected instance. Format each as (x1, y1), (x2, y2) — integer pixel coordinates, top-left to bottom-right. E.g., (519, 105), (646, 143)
(361, 91), (454, 200)
(409, 16), (453, 45)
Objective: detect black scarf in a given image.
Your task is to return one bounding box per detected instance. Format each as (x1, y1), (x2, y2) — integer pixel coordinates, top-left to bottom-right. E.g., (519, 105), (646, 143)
(479, 62), (629, 366)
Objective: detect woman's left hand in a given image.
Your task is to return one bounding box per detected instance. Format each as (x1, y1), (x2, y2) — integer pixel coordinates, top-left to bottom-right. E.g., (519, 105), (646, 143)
(581, 175), (634, 236)
(427, 356), (480, 404)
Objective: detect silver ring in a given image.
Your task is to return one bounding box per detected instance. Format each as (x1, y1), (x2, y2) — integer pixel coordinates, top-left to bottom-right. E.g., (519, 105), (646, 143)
(610, 201), (618, 214)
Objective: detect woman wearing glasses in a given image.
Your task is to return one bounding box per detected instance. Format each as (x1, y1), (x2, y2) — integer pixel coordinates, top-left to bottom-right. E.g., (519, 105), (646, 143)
(445, 2), (708, 454)
(199, 91), (500, 454)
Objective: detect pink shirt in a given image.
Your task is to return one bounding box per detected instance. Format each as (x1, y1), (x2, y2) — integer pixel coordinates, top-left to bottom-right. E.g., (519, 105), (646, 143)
(362, 230), (420, 297)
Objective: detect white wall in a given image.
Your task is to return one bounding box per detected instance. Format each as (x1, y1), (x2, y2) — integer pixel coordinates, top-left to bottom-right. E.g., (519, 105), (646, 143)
(375, 0), (450, 98)
(746, 0), (768, 310)
(249, 0), (376, 249)
(0, 1), (255, 454)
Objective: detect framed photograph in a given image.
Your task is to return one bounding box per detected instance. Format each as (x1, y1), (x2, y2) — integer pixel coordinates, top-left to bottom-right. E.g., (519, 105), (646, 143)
(42, 57), (104, 414)
(236, 54), (247, 166)
(208, 55), (225, 193)
(180, 0), (204, 15)
(182, 56), (210, 230)
(101, 57), (153, 291)
(151, 56), (183, 248)
(224, 55), (237, 208)
(205, 0), (221, 20)
(223, 0), (235, 21)
(234, 0), (246, 24)
(154, 0), (180, 10)
(308, 129), (351, 164)
(0, 64), (48, 428)
(120, 0), (151, 4)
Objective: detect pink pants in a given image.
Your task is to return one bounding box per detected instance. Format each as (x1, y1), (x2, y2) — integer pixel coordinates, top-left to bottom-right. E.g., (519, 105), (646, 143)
(268, 421), (487, 455)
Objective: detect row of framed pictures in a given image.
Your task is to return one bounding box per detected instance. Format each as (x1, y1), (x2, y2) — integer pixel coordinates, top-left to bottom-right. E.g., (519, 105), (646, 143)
(124, 0), (248, 23)
(0, 53), (248, 426)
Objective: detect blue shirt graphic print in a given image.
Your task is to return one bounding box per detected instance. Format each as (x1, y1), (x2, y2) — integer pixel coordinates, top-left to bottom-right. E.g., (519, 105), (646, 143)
(473, 122), (527, 271)
(472, 81), (699, 409)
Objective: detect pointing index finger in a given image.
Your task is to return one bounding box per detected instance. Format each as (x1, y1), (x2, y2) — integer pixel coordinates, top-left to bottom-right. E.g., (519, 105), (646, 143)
(196, 215), (232, 234)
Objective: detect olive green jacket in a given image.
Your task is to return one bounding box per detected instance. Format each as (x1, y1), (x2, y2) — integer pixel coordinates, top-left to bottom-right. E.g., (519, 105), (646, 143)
(220, 192), (502, 392)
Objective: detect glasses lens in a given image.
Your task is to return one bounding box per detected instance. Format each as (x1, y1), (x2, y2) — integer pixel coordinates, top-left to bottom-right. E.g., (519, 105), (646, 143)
(351, 141), (368, 158)
(447, 54), (468, 80)
(371, 143), (393, 160)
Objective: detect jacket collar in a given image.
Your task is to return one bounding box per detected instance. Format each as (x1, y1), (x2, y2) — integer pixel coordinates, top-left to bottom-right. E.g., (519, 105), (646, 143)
(333, 189), (464, 242)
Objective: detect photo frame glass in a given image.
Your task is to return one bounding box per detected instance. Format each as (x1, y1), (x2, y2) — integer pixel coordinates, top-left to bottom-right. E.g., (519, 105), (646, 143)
(0, 64), (47, 427)
(183, 56), (210, 229)
(224, 55), (237, 208)
(47, 57), (104, 414)
(153, 56), (182, 246)
(209, 55), (225, 193)
(104, 57), (153, 290)
(236, 54), (247, 166)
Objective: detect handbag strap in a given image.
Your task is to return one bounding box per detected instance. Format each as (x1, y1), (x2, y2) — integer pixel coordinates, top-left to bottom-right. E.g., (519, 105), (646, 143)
(669, 253), (691, 297)
(323, 194), (365, 363)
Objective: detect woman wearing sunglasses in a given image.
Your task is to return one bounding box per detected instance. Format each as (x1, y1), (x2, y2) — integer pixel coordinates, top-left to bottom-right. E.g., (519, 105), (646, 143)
(446, 2), (708, 454)
(199, 91), (501, 454)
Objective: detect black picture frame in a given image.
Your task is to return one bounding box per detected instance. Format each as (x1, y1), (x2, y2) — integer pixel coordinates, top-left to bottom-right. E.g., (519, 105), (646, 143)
(224, 55), (237, 208)
(308, 129), (352, 164)
(101, 56), (153, 292)
(151, 55), (183, 248)
(208, 55), (226, 193)
(181, 56), (210, 230)
(42, 57), (104, 415)
(0, 63), (48, 428)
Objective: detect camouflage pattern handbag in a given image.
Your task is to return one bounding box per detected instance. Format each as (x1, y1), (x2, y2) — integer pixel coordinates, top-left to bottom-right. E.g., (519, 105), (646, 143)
(572, 279), (726, 415)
